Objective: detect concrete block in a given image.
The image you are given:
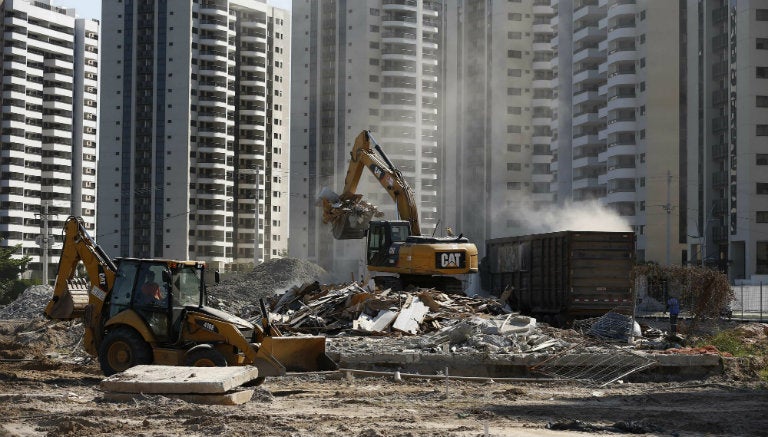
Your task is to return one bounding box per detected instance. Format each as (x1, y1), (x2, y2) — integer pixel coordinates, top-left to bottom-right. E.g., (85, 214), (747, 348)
(100, 365), (260, 394)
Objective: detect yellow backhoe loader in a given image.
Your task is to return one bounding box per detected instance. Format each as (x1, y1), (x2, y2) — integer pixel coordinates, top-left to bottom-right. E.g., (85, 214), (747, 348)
(320, 130), (479, 293)
(45, 216), (336, 378)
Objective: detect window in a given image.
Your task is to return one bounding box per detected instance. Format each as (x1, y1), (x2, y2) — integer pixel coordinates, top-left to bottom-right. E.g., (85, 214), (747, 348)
(507, 144), (521, 152)
(758, 183), (768, 194)
(507, 125), (521, 133)
(758, 67), (768, 79)
(507, 106), (521, 114)
(757, 9), (768, 21)
(758, 125), (768, 136)
(508, 31), (522, 39)
(507, 163), (521, 171)
(758, 242), (768, 274)
(370, 25), (379, 32)
(757, 96), (768, 107)
(757, 154), (768, 165)
(757, 212), (768, 223)
(508, 50), (522, 58)
(758, 38), (768, 50)
(507, 182), (521, 190)
(507, 88), (521, 96)
(508, 13), (522, 21)
(508, 68), (522, 77)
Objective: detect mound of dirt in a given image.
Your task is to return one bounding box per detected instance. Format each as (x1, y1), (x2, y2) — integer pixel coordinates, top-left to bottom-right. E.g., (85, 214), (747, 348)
(207, 257), (330, 317)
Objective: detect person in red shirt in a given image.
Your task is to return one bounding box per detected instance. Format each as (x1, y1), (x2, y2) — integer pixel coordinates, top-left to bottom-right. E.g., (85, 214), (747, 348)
(141, 271), (163, 304)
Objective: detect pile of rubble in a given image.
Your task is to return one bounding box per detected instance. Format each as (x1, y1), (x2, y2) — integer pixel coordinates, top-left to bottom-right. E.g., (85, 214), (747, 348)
(0, 285), (52, 319)
(208, 257), (331, 316)
(263, 281), (570, 355)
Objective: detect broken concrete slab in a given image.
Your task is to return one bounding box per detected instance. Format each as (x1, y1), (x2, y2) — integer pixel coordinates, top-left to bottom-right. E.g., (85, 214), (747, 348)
(392, 297), (430, 335)
(354, 309), (398, 333)
(100, 365), (260, 394)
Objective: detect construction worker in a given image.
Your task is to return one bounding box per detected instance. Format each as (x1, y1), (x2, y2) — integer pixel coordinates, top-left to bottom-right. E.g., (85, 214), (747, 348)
(141, 270), (163, 304)
(665, 296), (680, 335)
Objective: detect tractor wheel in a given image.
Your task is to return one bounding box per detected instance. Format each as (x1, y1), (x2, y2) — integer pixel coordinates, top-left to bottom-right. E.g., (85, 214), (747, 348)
(184, 347), (228, 367)
(98, 326), (153, 376)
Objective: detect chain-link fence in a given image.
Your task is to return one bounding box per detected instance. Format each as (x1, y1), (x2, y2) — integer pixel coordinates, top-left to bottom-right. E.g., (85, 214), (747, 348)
(730, 282), (768, 321)
(633, 277), (768, 321)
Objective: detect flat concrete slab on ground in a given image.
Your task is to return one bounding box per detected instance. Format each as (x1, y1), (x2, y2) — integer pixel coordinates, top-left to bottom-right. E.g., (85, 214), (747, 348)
(100, 365), (260, 394)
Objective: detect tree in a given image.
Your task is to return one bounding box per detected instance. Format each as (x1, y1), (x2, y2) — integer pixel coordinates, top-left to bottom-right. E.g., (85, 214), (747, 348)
(0, 244), (31, 281)
(0, 244), (33, 305)
(632, 263), (733, 333)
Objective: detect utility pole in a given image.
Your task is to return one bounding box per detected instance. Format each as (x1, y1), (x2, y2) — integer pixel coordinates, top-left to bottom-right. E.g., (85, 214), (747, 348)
(35, 203), (56, 285)
(664, 171), (672, 265)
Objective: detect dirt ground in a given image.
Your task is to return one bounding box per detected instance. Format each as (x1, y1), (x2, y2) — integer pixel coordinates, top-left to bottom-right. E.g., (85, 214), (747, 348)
(1, 319), (767, 437)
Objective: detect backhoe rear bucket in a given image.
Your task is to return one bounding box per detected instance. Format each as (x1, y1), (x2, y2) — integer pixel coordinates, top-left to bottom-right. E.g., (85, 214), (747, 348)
(45, 278), (90, 319)
(259, 336), (338, 372)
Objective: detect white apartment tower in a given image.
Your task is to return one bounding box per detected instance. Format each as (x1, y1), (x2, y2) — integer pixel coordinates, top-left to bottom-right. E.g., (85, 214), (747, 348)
(550, 0), (684, 264)
(290, 0), (443, 276)
(685, 1), (768, 280)
(0, 0), (98, 281)
(99, 0), (290, 270)
(441, 0), (555, 247)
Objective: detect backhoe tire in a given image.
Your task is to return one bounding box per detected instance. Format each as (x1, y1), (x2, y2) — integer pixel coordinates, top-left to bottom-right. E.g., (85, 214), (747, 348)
(98, 326), (153, 376)
(184, 347), (228, 367)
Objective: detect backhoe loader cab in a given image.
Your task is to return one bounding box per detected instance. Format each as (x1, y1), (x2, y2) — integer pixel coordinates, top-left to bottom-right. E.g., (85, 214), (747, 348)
(106, 259), (208, 345)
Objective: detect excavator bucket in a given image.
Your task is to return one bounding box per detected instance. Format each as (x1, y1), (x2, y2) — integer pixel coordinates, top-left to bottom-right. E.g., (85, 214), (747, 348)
(319, 188), (381, 240)
(44, 278), (91, 319)
(331, 207), (376, 239)
(258, 336), (338, 372)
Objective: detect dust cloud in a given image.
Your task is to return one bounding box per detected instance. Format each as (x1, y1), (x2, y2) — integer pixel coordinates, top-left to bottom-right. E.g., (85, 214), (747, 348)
(510, 199), (631, 234)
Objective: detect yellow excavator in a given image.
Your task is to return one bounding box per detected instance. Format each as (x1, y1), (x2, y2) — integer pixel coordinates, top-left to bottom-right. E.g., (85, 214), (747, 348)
(320, 130), (478, 293)
(45, 216), (336, 378)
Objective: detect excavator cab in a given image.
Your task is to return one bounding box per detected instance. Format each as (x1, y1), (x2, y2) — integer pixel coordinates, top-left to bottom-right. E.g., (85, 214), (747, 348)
(367, 220), (411, 267)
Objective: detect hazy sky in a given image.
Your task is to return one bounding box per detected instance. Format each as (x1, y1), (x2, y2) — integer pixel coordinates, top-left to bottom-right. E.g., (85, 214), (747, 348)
(52, 0), (291, 20)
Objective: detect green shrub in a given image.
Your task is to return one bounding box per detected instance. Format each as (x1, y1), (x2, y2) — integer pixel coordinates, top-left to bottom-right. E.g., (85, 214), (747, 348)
(0, 279), (39, 305)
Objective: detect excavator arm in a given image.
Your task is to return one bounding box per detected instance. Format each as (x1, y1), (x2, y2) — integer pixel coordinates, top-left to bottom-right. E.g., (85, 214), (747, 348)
(44, 216), (118, 355)
(321, 130), (421, 239)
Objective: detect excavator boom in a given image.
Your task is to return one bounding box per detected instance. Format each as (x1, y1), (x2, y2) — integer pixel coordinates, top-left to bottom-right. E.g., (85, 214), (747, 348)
(321, 130), (420, 239)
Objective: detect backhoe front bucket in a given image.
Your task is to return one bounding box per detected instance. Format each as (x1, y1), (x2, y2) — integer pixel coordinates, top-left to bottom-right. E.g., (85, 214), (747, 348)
(258, 336), (338, 372)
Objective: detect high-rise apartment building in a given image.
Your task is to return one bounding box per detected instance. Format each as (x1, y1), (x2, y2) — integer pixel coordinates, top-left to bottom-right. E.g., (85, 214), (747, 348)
(99, 0), (290, 270)
(550, 0), (684, 264)
(685, 1), (768, 281)
(0, 0), (98, 282)
(441, 0), (555, 246)
(289, 0), (442, 276)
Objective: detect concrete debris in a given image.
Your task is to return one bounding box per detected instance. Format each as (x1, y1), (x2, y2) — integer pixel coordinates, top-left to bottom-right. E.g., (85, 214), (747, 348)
(257, 281), (569, 354)
(0, 285), (52, 319)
